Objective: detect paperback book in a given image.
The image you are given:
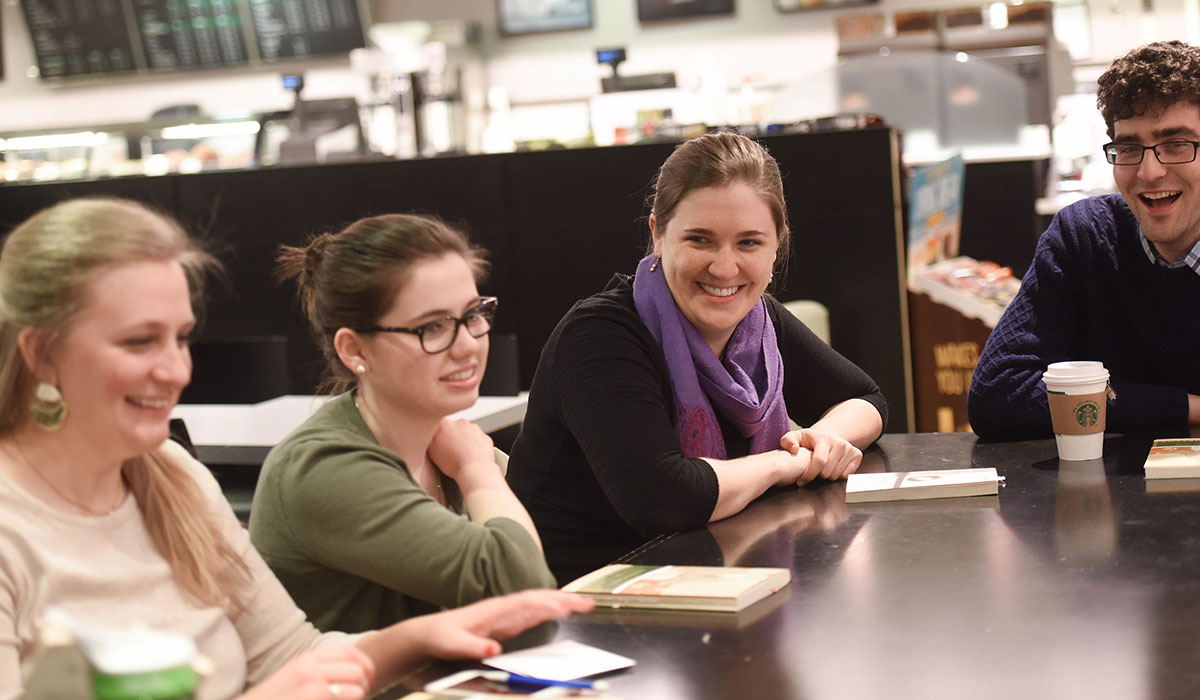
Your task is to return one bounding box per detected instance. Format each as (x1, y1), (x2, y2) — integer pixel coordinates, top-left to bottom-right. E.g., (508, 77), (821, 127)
(561, 564), (790, 613)
(1143, 438), (1200, 479)
(845, 467), (1004, 503)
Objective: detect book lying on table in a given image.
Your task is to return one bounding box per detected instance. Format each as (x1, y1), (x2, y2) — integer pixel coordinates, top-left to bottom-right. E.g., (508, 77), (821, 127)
(561, 564), (790, 613)
(845, 467), (1004, 503)
(1143, 438), (1200, 479)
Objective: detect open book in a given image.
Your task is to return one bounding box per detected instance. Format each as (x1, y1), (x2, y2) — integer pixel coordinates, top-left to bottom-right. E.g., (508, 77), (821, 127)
(1143, 438), (1200, 479)
(562, 564), (790, 613)
(845, 467), (1004, 503)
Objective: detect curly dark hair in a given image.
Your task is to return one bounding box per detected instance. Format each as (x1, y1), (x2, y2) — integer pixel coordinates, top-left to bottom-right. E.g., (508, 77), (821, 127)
(1097, 40), (1200, 137)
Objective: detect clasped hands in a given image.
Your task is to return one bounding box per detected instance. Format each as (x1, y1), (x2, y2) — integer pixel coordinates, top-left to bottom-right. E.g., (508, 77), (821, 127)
(778, 427), (862, 485)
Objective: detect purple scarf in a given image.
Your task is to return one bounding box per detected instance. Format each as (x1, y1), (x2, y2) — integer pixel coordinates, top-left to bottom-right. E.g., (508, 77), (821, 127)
(632, 253), (789, 459)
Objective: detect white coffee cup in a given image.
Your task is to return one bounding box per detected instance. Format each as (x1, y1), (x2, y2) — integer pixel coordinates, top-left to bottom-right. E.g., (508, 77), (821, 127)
(1042, 361), (1110, 461)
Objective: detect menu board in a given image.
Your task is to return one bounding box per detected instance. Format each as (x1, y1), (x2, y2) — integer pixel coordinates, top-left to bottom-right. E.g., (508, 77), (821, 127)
(20, 0), (366, 80)
(133, 0), (249, 70)
(248, 0), (365, 62)
(21, 0), (138, 78)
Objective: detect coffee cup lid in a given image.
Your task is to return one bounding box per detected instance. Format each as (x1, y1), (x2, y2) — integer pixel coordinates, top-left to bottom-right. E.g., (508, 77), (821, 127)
(1042, 360), (1108, 385)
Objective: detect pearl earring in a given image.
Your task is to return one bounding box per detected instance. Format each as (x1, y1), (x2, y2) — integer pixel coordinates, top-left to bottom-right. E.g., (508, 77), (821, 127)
(355, 365), (366, 375)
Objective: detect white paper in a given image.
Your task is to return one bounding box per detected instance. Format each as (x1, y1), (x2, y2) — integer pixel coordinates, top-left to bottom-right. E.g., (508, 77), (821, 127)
(483, 639), (635, 682)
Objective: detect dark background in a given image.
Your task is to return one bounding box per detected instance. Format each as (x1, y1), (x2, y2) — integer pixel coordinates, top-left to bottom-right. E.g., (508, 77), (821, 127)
(0, 129), (1046, 432)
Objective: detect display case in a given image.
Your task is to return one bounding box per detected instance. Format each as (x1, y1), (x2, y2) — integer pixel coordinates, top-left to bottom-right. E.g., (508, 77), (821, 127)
(0, 98), (397, 183)
(0, 114), (263, 182)
(909, 257), (1020, 433)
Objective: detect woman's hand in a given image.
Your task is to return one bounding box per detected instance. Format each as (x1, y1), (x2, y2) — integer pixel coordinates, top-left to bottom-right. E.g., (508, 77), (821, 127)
(428, 418), (544, 547)
(239, 646), (375, 700)
(428, 417), (499, 488)
(780, 428), (862, 482)
(404, 590), (595, 659)
(355, 591), (590, 687)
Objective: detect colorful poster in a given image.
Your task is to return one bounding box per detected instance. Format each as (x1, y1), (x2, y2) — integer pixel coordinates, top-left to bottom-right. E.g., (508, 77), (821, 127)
(907, 154), (966, 283)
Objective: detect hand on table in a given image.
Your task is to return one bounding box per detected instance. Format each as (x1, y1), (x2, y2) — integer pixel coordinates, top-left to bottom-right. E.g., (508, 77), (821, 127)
(406, 590), (595, 660)
(240, 646), (375, 700)
(780, 428), (862, 483)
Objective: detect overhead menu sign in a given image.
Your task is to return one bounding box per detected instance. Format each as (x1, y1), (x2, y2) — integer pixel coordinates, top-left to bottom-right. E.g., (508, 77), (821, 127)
(21, 0), (366, 80)
(21, 0), (138, 78)
(133, 0), (250, 70)
(248, 0), (365, 62)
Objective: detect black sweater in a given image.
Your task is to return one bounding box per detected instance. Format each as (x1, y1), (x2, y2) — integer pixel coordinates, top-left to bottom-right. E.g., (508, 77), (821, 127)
(507, 275), (888, 583)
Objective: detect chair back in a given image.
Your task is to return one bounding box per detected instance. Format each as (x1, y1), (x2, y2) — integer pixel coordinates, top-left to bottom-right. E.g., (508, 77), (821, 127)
(782, 300), (831, 345)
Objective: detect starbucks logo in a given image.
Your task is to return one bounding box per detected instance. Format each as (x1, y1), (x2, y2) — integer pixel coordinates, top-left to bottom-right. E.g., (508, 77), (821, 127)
(1074, 402), (1100, 428)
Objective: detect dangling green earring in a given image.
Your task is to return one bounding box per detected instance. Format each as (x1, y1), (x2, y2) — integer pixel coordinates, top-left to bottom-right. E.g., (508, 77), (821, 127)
(30, 382), (67, 430)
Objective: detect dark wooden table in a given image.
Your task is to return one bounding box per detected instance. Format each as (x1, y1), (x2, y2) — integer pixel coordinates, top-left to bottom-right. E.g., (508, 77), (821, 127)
(401, 431), (1200, 700)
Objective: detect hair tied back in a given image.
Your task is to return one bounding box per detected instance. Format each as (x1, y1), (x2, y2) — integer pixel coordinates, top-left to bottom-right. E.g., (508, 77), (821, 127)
(304, 232), (335, 281)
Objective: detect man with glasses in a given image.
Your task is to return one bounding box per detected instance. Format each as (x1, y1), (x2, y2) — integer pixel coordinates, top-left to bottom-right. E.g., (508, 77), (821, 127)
(968, 40), (1200, 441)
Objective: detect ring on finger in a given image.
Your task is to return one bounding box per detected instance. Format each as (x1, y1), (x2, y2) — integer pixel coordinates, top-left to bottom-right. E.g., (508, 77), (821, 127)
(330, 683), (342, 698)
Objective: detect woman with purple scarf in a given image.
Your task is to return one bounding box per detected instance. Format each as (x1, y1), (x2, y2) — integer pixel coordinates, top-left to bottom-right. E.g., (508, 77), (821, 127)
(507, 131), (887, 583)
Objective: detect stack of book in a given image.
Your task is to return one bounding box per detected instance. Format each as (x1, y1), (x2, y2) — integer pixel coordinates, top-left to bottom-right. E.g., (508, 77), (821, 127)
(562, 564), (790, 613)
(1143, 439), (1200, 479)
(845, 468), (1004, 503)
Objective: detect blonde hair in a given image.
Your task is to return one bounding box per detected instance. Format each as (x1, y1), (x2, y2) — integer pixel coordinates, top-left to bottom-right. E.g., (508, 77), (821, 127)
(0, 198), (248, 611)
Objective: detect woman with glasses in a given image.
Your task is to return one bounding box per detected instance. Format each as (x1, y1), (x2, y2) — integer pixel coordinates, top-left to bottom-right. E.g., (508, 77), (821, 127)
(507, 131), (888, 583)
(249, 214), (555, 634)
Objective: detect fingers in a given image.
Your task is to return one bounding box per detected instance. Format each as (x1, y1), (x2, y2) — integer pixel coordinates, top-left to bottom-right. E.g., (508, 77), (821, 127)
(313, 647), (376, 696)
(420, 591), (594, 661)
(248, 646), (376, 700)
(816, 443), (860, 481)
(835, 448), (863, 480)
(302, 646), (375, 690)
(789, 429), (861, 483)
(437, 417), (492, 441)
(810, 436), (833, 477)
(779, 430), (803, 454)
(430, 625), (504, 660)
(473, 591), (595, 641)
(429, 419), (496, 480)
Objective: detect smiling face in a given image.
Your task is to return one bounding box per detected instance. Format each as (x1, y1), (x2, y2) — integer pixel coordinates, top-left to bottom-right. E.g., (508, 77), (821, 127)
(1112, 101), (1200, 262)
(43, 258), (194, 461)
(359, 253), (489, 420)
(652, 182), (779, 356)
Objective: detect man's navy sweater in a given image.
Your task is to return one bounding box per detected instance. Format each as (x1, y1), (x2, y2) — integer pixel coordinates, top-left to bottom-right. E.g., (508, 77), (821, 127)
(967, 193), (1200, 441)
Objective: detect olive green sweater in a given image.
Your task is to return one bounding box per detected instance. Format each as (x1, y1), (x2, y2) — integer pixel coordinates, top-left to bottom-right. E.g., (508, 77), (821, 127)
(249, 393), (554, 633)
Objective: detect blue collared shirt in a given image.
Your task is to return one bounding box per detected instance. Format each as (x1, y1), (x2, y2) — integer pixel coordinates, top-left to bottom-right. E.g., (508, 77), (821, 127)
(1138, 228), (1200, 277)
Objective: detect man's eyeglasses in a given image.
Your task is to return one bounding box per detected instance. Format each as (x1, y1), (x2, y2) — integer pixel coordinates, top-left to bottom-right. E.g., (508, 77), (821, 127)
(359, 297), (498, 354)
(1102, 140), (1200, 166)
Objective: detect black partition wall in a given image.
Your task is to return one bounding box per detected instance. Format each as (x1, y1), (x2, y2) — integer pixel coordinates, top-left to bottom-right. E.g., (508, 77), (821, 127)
(0, 129), (914, 430)
(171, 154), (516, 394)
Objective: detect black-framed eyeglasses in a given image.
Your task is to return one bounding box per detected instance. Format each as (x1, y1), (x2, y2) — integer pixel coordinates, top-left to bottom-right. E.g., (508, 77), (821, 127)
(1102, 140), (1200, 166)
(359, 297), (498, 354)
